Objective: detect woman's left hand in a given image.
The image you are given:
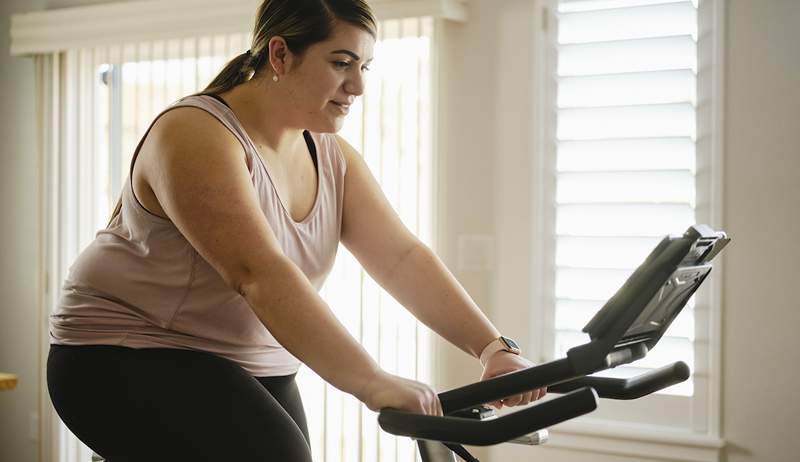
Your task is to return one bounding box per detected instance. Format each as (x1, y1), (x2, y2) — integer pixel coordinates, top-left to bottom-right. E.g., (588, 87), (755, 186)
(479, 352), (547, 409)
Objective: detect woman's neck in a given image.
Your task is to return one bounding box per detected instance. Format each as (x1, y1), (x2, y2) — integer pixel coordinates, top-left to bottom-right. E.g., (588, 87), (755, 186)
(220, 79), (305, 157)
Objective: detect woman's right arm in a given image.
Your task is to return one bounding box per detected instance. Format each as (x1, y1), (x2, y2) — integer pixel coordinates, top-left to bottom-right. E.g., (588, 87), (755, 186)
(142, 107), (441, 416)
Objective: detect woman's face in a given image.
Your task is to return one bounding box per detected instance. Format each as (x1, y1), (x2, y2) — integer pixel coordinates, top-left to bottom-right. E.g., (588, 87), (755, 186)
(282, 22), (375, 133)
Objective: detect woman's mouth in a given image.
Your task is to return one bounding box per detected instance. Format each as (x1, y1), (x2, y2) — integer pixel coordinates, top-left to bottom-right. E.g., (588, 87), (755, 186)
(331, 101), (350, 114)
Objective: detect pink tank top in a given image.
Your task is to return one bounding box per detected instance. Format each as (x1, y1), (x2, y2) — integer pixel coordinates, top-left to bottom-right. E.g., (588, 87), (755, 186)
(50, 95), (347, 376)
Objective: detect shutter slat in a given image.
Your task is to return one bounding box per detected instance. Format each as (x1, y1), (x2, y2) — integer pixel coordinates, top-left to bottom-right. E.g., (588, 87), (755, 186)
(557, 170), (695, 204)
(557, 203), (695, 236)
(555, 300), (604, 330)
(556, 267), (633, 301)
(559, 1), (696, 44)
(556, 236), (662, 268)
(558, 137), (695, 172)
(559, 0), (689, 14)
(558, 69), (696, 108)
(558, 102), (696, 140)
(558, 35), (697, 76)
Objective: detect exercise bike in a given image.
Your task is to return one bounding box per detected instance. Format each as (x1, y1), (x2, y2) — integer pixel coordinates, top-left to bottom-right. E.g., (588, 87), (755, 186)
(377, 224), (730, 462)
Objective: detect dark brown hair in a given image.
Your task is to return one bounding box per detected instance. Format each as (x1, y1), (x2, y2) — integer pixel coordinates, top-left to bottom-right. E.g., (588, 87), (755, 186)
(107, 0), (376, 227)
(200, 0), (376, 96)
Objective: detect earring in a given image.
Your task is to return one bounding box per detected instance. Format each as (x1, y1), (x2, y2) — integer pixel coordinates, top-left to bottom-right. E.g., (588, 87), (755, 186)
(272, 75), (279, 82)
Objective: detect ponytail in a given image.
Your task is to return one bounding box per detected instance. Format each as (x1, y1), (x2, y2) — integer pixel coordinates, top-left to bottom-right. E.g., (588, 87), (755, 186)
(194, 49), (263, 97)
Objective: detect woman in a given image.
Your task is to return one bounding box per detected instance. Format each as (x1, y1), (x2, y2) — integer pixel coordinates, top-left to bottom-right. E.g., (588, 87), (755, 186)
(47, 0), (545, 460)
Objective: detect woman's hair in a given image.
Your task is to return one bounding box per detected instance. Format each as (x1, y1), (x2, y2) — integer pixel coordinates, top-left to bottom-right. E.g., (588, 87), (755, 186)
(106, 0), (376, 227)
(200, 0), (376, 96)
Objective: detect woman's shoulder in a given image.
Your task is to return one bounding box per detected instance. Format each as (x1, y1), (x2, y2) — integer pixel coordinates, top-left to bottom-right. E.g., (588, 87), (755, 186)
(138, 101), (250, 181)
(150, 104), (242, 151)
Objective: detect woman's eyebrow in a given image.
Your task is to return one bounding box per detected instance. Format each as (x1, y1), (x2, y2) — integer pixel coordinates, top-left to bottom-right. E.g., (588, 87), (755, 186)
(331, 49), (373, 63)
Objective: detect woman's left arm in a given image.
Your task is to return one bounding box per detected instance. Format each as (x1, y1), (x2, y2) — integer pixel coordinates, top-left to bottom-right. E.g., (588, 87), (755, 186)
(336, 136), (544, 408)
(336, 135), (497, 359)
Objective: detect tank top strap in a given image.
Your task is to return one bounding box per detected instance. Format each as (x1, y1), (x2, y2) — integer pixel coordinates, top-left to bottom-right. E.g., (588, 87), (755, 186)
(169, 94), (257, 166)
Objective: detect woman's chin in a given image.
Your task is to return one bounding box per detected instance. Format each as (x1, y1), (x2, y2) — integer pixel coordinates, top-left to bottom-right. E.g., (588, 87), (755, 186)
(308, 117), (345, 134)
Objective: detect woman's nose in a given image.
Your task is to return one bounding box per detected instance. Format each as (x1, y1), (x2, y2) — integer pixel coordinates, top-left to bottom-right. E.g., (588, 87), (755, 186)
(345, 70), (365, 97)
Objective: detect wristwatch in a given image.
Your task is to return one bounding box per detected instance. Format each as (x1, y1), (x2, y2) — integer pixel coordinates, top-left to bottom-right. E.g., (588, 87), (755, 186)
(479, 335), (521, 367)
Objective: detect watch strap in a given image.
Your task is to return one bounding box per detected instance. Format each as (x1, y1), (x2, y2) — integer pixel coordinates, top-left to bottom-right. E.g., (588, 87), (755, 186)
(479, 336), (520, 367)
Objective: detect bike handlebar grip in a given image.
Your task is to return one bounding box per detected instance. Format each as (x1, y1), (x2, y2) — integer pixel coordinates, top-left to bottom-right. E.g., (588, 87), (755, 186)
(378, 387), (598, 446)
(548, 361), (690, 399)
(437, 358), (574, 414)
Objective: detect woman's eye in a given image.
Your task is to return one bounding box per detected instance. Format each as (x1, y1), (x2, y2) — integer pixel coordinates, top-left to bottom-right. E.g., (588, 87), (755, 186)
(334, 61), (370, 72)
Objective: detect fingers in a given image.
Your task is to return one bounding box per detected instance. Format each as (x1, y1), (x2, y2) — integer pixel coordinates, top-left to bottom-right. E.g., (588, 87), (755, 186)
(504, 393), (524, 407)
(427, 389), (440, 417)
(426, 396), (437, 416)
(495, 388), (548, 408)
(422, 385), (442, 416)
(418, 388), (549, 415)
(369, 374), (443, 417)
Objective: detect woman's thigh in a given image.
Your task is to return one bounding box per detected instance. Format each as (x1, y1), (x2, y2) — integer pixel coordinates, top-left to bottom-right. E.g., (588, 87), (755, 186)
(47, 344), (312, 462)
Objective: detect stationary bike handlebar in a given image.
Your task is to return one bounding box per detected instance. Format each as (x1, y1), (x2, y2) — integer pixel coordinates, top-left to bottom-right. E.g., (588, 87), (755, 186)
(379, 387), (597, 446)
(548, 361), (690, 399)
(377, 359), (689, 446)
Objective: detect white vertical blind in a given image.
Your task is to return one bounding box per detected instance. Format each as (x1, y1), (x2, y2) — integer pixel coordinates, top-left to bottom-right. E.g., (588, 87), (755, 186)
(44, 18), (434, 462)
(552, 0), (699, 396)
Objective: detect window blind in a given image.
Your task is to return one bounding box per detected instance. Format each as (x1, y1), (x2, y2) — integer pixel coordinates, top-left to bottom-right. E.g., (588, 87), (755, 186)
(552, 0), (699, 396)
(44, 17), (434, 462)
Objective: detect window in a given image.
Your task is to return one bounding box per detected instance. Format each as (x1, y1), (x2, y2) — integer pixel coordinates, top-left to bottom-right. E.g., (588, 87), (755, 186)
(551, 0), (699, 399)
(39, 18), (435, 462)
(536, 0), (725, 441)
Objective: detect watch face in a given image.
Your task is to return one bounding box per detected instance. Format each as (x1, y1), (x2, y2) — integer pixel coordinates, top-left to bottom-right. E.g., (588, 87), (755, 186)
(501, 336), (520, 351)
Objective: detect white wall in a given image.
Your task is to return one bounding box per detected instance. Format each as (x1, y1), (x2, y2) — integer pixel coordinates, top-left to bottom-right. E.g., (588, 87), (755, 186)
(719, 1), (800, 460)
(0, 1), (48, 461)
(2, 1), (798, 461)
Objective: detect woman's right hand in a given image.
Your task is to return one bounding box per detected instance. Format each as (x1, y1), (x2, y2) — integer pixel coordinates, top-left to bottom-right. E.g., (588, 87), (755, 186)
(358, 370), (443, 416)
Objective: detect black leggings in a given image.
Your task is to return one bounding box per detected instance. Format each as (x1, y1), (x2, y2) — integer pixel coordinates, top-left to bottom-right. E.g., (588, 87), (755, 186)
(47, 344), (312, 462)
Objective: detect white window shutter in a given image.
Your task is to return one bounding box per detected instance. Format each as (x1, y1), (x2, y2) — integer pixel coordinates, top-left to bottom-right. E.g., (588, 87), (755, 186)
(552, 0), (699, 397)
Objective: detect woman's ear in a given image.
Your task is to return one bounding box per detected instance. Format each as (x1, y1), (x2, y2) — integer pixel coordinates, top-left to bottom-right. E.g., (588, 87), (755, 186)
(267, 36), (290, 77)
